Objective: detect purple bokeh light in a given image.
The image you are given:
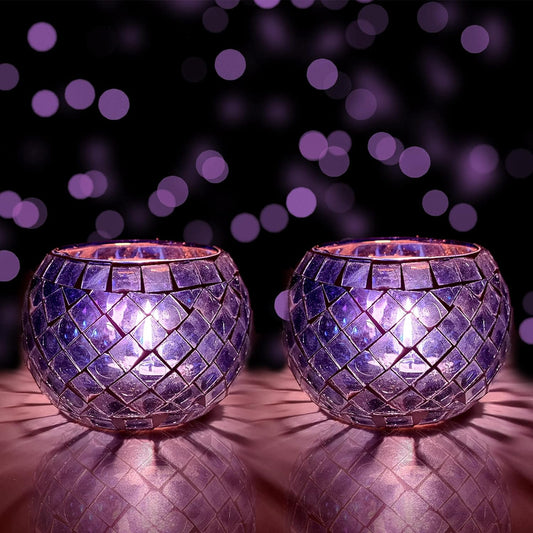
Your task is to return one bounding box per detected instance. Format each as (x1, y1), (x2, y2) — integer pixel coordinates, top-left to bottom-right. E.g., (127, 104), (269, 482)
(327, 130), (352, 152)
(299, 131), (328, 161)
(522, 292), (533, 316)
(86, 170), (108, 198)
(306, 58), (338, 90)
(320, 0), (349, 10)
(291, 0), (314, 8)
(231, 213), (260, 242)
(449, 203), (477, 232)
(183, 219), (213, 244)
(286, 187), (317, 218)
(68, 173), (94, 199)
(469, 144), (498, 174)
(27, 22), (57, 52)
(461, 25), (490, 54)
(215, 0), (239, 8)
(12, 200), (39, 228)
(346, 20), (375, 50)
(254, 0), (281, 8)
(505, 148), (533, 178)
(148, 190), (174, 217)
(0, 250), (19, 282)
(422, 189), (448, 216)
(345, 88), (377, 120)
(519, 318), (533, 345)
(196, 150), (229, 183)
(96, 210), (124, 239)
(274, 290), (290, 321)
(65, 79), (95, 110)
(0, 63), (19, 91)
(260, 203), (289, 233)
(158, 176), (189, 207)
(0, 191), (21, 219)
(98, 89), (130, 120)
(417, 2), (448, 33)
(215, 49), (246, 81)
(202, 6), (229, 33)
(325, 183), (354, 213)
(318, 146), (350, 177)
(399, 146), (431, 178)
(31, 90), (59, 117)
(24, 197), (47, 229)
(358, 4), (389, 36)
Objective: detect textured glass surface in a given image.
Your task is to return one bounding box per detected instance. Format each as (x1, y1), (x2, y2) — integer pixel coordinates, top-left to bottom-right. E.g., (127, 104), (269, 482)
(22, 241), (251, 431)
(286, 237), (512, 428)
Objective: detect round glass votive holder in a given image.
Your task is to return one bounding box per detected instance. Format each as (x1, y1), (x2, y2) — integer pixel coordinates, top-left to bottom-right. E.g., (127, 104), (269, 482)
(285, 237), (512, 428)
(21, 240), (252, 431)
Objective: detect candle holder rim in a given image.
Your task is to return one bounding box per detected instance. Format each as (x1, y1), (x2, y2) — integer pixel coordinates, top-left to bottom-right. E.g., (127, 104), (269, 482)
(311, 236), (481, 262)
(50, 239), (222, 264)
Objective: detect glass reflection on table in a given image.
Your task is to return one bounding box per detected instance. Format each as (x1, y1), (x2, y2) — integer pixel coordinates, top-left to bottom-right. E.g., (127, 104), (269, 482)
(33, 421), (255, 532)
(288, 422), (510, 532)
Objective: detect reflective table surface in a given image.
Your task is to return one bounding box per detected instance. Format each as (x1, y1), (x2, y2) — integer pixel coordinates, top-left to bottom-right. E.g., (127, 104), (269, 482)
(1, 361), (532, 532)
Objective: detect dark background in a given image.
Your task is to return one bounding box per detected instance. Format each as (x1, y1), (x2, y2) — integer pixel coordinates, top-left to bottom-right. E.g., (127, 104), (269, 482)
(1, 0), (532, 375)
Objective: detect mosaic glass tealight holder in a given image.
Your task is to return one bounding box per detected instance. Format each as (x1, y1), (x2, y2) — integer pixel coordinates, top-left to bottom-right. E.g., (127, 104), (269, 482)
(285, 237), (512, 428)
(22, 240), (252, 431)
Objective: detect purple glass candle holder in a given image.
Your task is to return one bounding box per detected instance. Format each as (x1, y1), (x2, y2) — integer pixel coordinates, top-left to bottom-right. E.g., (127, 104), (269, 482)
(22, 240), (252, 431)
(285, 237), (512, 428)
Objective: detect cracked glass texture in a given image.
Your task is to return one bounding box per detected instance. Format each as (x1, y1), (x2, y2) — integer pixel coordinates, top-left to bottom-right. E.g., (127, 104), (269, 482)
(286, 238), (512, 428)
(22, 242), (251, 431)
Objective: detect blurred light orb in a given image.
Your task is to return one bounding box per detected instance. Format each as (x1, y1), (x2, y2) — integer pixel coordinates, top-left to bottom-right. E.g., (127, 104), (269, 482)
(522, 291), (533, 316)
(291, 0), (314, 8)
(274, 290), (290, 321)
(231, 213), (260, 243)
(25, 197), (47, 228)
(417, 2), (448, 33)
(358, 4), (389, 36)
(0, 63), (19, 91)
(318, 146), (350, 177)
(98, 89), (130, 120)
(32, 90), (59, 117)
(422, 189), (449, 216)
(68, 173), (94, 199)
(327, 130), (352, 152)
(181, 57), (207, 83)
(449, 203), (477, 232)
(158, 176), (189, 207)
(260, 203), (289, 233)
(148, 190), (174, 217)
(0, 190), (21, 218)
(202, 6), (229, 33)
(95, 210), (124, 239)
(254, 0), (281, 8)
(399, 146), (431, 178)
(346, 20), (375, 50)
(65, 79), (95, 110)
(368, 132), (391, 160)
(299, 130), (328, 161)
(12, 200), (40, 228)
(469, 144), (498, 174)
(86, 170), (108, 198)
(325, 182), (355, 213)
(345, 88), (377, 120)
(375, 135), (396, 161)
(286, 187), (317, 218)
(215, 49), (246, 81)
(306, 58), (338, 90)
(321, 0), (349, 10)
(0, 250), (20, 282)
(505, 148), (533, 178)
(27, 22), (57, 52)
(519, 318), (533, 345)
(461, 25), (490, 54)
(196, 150), (229, 183)
(215, 0), (239, 8)
(183, 219), (213, 244)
